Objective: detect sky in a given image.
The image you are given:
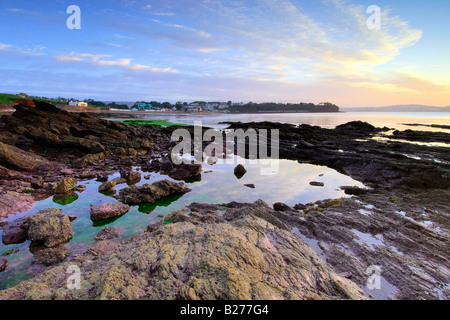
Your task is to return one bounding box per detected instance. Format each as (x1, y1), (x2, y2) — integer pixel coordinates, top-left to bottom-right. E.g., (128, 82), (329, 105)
(0, 0), (449, 107)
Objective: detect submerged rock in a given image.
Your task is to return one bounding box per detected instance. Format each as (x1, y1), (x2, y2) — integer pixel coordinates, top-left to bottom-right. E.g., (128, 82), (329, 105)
(52, 193), (79, 206)
(90, 203), (130, 222)
(0, 201), (367, 300)
(95, 226), (122, 241)
(27, 209), (74, 248)
(116, 180), (191, 205)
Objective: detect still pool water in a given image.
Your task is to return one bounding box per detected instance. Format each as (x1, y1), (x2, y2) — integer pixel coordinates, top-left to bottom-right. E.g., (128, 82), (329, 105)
(0, 157), (365, 290)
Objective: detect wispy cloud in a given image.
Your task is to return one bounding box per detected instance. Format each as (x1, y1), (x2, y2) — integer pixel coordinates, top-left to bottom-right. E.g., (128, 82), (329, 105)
(55, 52), (176, 73)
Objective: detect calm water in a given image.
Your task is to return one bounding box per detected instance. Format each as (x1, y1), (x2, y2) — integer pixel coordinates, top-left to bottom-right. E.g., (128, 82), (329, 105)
(106, 112), (450, 132)
(1, 111), (448, 297)
(0, 157), (364, 290)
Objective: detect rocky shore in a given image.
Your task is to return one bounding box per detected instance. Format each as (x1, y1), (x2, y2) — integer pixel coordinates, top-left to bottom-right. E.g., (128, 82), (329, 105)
(0, 101), (448, 300)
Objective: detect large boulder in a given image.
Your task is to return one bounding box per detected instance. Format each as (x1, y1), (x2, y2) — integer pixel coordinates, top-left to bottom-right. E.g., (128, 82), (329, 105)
(90, 203), (130, 222)
(54, 178), (78, 194)
(27, 209), (74, 247)
(116, 180), (191, 205)
(2, 217), (29, 245)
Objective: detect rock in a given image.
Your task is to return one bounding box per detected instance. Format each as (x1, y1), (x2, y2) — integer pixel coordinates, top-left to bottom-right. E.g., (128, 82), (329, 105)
(293, 203), (306, 211)
(0, 192), (34, 220)
(54, 177), (78, 194)
(31, 179), (44, 189)
(0, 257), (7, 272)
(98, 180), (117, 193)
(111, 177), (127, 185)
(168, 164), (202, 181)
(73, 185), (86, 193)
(68, 215), (78, 222)
(32, 246), (68, 266)
(0, 201), (367, 300)
(27, 209), (74, 247)
(60, 169), (74, 175)
(341, 186), (369, 196)
(127, 171), (141, 184)
(95, 226), (122, 241)
(116, 180), (191, 205)
(310, 181), (325, 187)
(338, 272), (353, 279)
(273, 202), (292, 212)
(244, 184), (255, 189)
(90, 203), (130, 221)
(0, 142), (51, 171)
(144, 175), (151, 180)
(234, 164), (247, 179)
(335, 121), (377, 132)
(160, 157), (173, 172)
(2, 217), (29, 245)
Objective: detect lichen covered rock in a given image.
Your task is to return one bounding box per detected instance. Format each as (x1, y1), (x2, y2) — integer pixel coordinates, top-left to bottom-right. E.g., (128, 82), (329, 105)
(27, 208), (73, 247)
(116, 180), (191, 205)
(0, 201), (367, 300)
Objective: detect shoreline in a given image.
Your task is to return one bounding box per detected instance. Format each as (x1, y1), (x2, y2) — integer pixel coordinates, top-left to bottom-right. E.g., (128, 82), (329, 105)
(0, 102), (449, 300)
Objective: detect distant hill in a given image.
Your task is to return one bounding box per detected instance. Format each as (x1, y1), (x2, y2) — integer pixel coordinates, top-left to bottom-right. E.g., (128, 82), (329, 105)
(342, 105), (450, 112)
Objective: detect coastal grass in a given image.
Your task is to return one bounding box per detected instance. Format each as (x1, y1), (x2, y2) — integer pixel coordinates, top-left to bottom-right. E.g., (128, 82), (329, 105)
(0, 93), (69, 105)
(124, 119), (188, 128)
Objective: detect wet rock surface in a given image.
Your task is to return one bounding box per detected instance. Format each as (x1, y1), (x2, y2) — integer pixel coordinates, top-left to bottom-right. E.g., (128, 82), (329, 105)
(90, 203), (130, 222)
(0, 101), (173, 220)
(224, 121), (450, 189)
(95, 226), (122, 241)
(0, 105), (448, 300)
(0, 192), (34, 220)
(31, 246), (68, 266)
(116, 179), (191, 205)
(0, 201), (367, 300)
(2, 217), (29, 245)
